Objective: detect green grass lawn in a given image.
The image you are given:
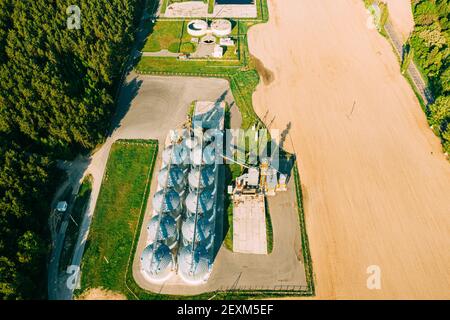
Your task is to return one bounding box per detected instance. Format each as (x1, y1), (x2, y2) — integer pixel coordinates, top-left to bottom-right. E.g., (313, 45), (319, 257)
(143, 21), (184, 52)
(78, 140), (158, 295)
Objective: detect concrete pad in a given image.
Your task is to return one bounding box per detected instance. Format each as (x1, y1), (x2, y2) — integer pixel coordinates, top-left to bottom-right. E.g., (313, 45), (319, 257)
(233, 194), (267, 254)
(162, 2), (257, 18)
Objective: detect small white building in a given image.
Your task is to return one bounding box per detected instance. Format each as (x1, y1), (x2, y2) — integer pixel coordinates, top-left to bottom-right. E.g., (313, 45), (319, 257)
(212, 45), (223, 58)
(220, 37), (235, 46)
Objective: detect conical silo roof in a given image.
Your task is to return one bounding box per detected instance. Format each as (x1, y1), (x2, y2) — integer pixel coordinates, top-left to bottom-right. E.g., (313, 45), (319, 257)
(183, 134), (200, 150)
(188, 165), (215, 190)
(152, 189), (181, 214)
(147, 214), (178, 243)
(158, 166), (186, 191)
(204, 129), (224, 144)
(140, 242), (173, 282)
(162, 144), (188, 166)
(190, 146), (203, 166)
(178, 244), (210, 283)
(203, 144), (216, 165)
(182, 216), (212, 243)
(185, 189), (214, 215)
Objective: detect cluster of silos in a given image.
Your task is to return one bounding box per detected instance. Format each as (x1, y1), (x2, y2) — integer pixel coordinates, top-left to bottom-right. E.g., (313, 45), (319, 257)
(140, 128), (221, 284)
(140, 136), (188, 283)
(178, 129), (219, 284)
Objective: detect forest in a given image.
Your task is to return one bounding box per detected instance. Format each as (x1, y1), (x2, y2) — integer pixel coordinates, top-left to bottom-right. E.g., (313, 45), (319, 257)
(0, 0), (144, 299)
(410, 0), (450, 152)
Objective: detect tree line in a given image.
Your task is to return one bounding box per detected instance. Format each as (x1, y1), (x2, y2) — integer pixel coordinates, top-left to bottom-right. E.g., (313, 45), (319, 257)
(410, 0), (450, 153)
(0, 0), (144, 299)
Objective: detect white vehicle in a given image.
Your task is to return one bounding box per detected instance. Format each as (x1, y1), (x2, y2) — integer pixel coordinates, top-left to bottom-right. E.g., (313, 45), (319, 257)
(56, 201), (68, 213)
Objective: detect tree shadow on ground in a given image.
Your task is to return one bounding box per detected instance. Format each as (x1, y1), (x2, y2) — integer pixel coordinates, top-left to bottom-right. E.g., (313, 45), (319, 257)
(108, 77), (143, 136)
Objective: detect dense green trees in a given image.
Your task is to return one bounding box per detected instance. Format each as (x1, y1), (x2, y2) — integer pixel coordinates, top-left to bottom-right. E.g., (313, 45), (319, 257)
(410, 0), (450, 152)
(0, 0), (145, 299)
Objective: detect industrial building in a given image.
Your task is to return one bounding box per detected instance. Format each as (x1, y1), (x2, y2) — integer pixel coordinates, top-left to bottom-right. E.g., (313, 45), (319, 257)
(140, 101), (225, 285)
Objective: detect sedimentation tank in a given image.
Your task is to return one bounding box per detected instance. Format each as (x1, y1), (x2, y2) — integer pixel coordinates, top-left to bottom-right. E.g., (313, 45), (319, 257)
(211, 19), (232, 37)
(187, 20), (208, 37)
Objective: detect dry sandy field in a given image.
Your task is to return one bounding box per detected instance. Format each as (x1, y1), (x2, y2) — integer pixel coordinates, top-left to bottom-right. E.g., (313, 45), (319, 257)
(248, 0), (450, 299)
(384, 0), (414, 40)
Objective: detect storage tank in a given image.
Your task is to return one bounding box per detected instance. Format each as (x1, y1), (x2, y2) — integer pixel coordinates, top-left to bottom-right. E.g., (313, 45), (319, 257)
(147, 215), (178, 249)
(140, 242), (174, 282)
(152, 189), (181, 218)
(185, 189), (214, 216)
(204, 129), (224, 144)
(178, 244), (211, 284)
(162, 144), (188, 166)
(182, 134), (200, 150)
(158, 166), (187, 193)
(181, 216), (213, 247)
(203, 144), (217, 165)
(188, 165), (215, 191)
(190, 145), (216, 166)
(211, 19), (232, 37)
(187, 20), (208, 37)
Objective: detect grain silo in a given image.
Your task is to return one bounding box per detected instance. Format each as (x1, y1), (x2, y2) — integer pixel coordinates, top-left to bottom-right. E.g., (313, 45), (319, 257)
(152, 189), (182, 219)
(185, 189), (214, 217)
(188, 165), (215, 191)
(147, 214), (179, 249)
(140, 242), (174, 283)
(178, 244), (211, 284)
(158, 165), (187, 194)
(181, 216), (213, 248)
(162, 144), (188, 167)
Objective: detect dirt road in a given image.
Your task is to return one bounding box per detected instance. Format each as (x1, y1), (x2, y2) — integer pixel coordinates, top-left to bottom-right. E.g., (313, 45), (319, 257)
(248, 0), (450, 299)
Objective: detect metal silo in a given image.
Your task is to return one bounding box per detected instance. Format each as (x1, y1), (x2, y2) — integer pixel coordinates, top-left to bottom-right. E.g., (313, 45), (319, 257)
(188, 165), (215, 191)
(185, 189), (214, 217)
(177, 244), (211, 284)
(147, 214), (179, 249)
(181, 216), (213, 248)
(162, 144), (188, 166)
(158, 165), (187, 194)
(140, 242), (174, 282)
(152, 189), (181, 219)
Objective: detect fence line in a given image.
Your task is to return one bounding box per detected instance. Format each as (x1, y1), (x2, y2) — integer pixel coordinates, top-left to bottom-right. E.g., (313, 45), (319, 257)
(217, 284), (310, 293)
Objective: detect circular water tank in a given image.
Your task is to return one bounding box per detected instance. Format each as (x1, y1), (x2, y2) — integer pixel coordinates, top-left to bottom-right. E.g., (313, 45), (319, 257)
(211, 19), (232, 37)
(182, 216), (213, 245)
(162, 144), (188, 166)
(188, 166), (215, 191)
(158, 166), (186, 192)
(152, 189), (181, 216)
(178, 244), (210, 284)
(187, 20), (208, 37)
(185, 189), (214, 215)
(147, 215), (178, 248)
(141, 242), (174, 282)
